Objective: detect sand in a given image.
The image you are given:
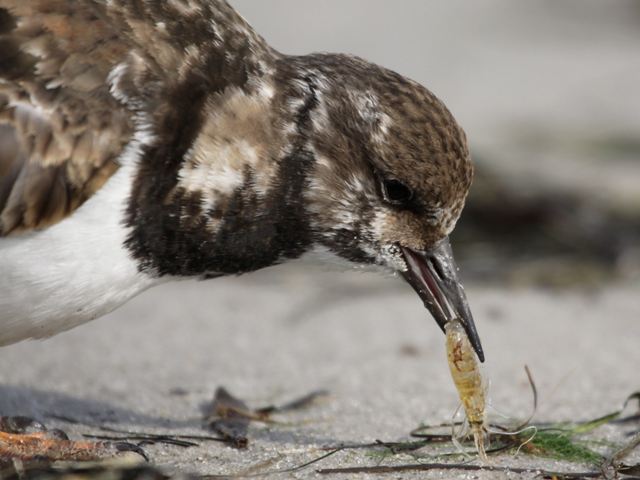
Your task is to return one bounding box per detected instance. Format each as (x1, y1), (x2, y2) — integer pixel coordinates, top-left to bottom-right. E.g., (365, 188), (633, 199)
(1, 266), (638, 478)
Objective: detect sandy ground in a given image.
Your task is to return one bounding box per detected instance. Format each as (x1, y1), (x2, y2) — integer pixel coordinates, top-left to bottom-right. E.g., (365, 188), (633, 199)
(1, 265), (639, 478)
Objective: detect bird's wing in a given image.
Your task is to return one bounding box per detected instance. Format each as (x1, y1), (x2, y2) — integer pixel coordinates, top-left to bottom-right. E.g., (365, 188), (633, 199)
(0, 0), (272, 236)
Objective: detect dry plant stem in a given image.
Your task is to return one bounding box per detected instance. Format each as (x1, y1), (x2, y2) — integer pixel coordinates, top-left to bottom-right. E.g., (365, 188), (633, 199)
(514, 365), (538, 430)
(95, 428), (228, 443)
(201, 447), (346, 479)
(316, 462), (603, 477)
(82, 433), (200, 448)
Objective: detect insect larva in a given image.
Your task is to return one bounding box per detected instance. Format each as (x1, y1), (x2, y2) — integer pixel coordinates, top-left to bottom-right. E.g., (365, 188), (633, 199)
(446, 319), (488, 461)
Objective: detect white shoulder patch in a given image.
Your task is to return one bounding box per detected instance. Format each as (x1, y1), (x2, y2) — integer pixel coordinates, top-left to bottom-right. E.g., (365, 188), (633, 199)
(175, 84), (279, 229)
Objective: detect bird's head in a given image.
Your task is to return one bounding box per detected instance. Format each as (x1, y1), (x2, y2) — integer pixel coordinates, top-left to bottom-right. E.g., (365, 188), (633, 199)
(289, 55), (483, 360)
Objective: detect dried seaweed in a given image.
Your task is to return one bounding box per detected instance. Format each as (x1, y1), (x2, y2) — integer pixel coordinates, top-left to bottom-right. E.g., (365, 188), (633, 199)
(313, 388), (640, 478)
(195, 378), (639, 478)
(204, 387), (329, 449)
(205, 387), (253, 448)
(21, 385), (639, 478)
(315, 432), (639, 478)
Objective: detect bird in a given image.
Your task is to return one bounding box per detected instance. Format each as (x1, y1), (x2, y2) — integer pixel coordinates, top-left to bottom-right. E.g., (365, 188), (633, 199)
(0, 0), (483, 462)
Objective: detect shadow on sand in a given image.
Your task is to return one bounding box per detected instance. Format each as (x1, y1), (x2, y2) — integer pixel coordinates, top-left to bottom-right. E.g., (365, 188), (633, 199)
(0, 384), (198, 430)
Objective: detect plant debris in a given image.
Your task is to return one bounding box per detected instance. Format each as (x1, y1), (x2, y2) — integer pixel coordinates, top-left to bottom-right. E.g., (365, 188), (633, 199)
(205, 387), (253, 449)
(316, 462), (603, 477)
(204, 387), (329, 449)
(0, 416), (148, 465)
(47, 413), (230, 449)
(313, 389), (640, 478)
(4, 388), (638, 479)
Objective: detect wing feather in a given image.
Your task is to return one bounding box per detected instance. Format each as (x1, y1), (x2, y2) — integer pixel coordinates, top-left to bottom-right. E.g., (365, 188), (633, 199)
(0, 0), (132, 234)
(0, 0), (273, 235)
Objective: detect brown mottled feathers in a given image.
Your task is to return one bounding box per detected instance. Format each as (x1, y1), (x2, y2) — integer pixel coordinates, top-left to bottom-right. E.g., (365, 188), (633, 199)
(0, 0), (273, 235)
(0, 1), (130, 234)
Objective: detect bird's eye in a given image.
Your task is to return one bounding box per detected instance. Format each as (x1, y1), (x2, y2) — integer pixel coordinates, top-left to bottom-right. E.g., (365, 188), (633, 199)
(381, 178), (414, 206)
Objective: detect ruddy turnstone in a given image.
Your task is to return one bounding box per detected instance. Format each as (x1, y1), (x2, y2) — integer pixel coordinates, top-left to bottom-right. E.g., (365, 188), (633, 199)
(0, 0), (482, 461)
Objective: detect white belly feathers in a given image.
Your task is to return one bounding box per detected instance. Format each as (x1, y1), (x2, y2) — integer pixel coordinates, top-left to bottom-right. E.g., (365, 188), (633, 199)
(0, 162), (158, 346)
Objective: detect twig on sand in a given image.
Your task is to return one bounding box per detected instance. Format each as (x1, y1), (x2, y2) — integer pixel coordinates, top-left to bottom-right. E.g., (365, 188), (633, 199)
(315, 462), (604, 478)
(82, 433), (200, 448)
(46, 412), (232, 447)
(200, 447), (345, 478)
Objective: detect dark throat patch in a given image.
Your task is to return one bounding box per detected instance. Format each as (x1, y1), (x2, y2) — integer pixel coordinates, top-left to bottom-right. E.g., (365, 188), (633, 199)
(124, 61), (319, 277)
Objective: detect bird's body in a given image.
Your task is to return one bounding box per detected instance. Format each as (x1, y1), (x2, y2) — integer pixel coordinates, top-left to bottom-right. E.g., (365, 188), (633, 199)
(0, 0), (486, 451)
(0, 0), (485, 461)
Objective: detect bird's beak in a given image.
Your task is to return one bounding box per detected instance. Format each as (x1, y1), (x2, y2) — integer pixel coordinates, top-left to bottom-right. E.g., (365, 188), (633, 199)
(399, 238), (484, 362)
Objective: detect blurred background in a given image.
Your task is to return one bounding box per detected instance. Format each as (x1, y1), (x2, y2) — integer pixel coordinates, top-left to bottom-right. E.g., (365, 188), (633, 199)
(236, 0), (640, 288)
